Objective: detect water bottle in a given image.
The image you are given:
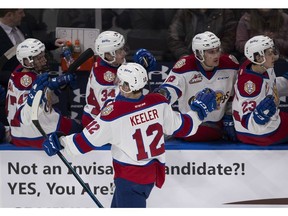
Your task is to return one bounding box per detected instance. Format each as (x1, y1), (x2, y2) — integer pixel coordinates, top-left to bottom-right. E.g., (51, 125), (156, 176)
(62, 41), (74, 67)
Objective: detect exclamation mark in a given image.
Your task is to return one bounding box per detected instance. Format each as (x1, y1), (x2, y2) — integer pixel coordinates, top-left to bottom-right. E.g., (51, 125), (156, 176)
(241, 163), (245, 175)
(110, 182), (115, 195)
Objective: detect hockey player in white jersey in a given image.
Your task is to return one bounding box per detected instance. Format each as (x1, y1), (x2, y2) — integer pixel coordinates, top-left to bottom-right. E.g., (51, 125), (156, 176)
(42, 62), (217, 207)
(82, 30), (156, 127)
(155, 31), (239, 142)
(6, 38), (82, 148)
(232, 35), (288, 146)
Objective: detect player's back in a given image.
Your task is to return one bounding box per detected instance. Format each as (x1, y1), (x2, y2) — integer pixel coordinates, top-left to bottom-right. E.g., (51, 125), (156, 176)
(82, 57), (119, 126)
(99, 93), (170, 166)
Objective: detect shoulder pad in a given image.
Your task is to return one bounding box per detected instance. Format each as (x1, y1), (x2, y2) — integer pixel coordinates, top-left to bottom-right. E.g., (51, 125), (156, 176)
(237, 69), (263, 97)
(172, 55), (197, 73)
(218, 54), (240, 69)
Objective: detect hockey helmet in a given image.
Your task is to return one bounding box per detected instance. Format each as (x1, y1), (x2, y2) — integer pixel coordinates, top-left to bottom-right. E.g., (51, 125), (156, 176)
(244, 35), (275, 65)
(16, 38), (45, 68)
(117, 63), (148, 93)
(192, 31), (221, 62)
(95, 31), (125, 64)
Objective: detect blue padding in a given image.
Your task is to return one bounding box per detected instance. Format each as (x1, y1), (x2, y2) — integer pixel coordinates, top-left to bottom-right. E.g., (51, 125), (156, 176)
(164, 139), (288, 150)
(0, 143), (40, 151)
(0, 143), (111, 151)
(1, 140), (288, 151)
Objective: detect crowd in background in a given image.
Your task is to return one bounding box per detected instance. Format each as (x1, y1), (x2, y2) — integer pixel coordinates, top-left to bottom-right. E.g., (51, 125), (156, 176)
(2, 9), (286, 65)
(1, 8), (288, 144)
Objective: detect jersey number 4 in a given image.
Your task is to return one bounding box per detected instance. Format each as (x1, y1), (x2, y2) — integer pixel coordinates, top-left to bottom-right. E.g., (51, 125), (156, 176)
(132, 123), (165, 160)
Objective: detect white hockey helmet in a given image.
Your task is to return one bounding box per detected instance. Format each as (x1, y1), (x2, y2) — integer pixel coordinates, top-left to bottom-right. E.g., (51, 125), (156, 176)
(117, 63), (148, 93)
(95, 31), (125, 64)
(192, 31), (221, 62)
(16, 38), (45, 68)
(244, 35), (274, 65)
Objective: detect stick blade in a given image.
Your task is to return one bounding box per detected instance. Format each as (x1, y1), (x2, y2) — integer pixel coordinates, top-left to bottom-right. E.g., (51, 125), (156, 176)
(31, 90), (43, 122)
(31, 90), (47, 138)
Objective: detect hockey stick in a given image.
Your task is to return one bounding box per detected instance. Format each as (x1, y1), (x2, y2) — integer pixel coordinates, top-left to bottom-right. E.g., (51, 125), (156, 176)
(31, 90), (104, 208)
(0, 45), (18, 71)
(65, 48), (94, 74)
(63, 48), (94, 117)
(32, 48), (102, 207)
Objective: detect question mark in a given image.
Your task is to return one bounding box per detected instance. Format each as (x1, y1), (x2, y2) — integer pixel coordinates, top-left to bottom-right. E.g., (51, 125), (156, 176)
(233, 163), (240, 175)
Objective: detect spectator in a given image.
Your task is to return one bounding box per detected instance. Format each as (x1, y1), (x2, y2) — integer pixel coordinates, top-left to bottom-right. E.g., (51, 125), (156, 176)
(41, 62), (217, 208)
(116, 9), (176, 61)
(57, 9), (95, 28)
(0, 9), (66, 126)
(167, 9), (238, 61)
(6, 38), (82, 148)
(235, 9), (288, 62)
(57, 9), (115, 30)
(232, 35), (288, 146)
(154, 31), (239, 142)
(82, 30), (156, 127)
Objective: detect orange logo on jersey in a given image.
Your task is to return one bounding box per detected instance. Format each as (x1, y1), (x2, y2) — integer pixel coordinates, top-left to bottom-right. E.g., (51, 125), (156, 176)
(101, 104), (114, 116)
(104, 71), (116, 82)
(173, 59), (186, 69)
(215, 91), (230, 109)
(189, 73), (203, 84)
(244, 80), (255, 95)
(20, 75), (32, 87)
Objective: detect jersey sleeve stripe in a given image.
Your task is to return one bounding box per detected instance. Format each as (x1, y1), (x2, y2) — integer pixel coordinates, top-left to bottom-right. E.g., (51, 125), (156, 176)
(73, 132), (95, 154)
(173, 114), (193, 137)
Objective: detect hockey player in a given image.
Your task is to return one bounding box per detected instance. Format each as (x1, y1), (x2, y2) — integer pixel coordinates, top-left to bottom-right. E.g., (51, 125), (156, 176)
(81, 30), (156, 127)
(42, 62), (217, 208)
(6, 38), (82, 148)
(232, 35), (288, 146)
(154, 31), (239, 142)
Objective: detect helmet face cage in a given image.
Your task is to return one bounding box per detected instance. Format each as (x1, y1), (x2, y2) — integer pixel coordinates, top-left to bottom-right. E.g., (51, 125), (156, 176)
(95, 31), (125, 64)
(16, 38), (45, 68)
(117, 63), (148, 93)
(244, 35), (274, 65)
(192, 31), (221, 62)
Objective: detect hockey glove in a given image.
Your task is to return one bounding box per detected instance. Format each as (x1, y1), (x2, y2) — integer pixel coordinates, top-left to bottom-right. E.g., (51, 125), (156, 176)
(222, 115), (238, 142)
(253, 95), (276, 125)
(48, 73), (77, 90)
(42, 132), (64, 156)
(190, 88), (217, 120)
(133, 48), (156, 72)
(153, 87), (171, 102)
(0, 85), (6, 102)
(27, 73), (49, 107)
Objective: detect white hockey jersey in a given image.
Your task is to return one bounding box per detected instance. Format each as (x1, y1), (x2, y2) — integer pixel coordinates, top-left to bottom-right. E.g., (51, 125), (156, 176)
(160, 54), (239, 122)
(82, 57), (119, 127)
(6, 69), (81, 148)
(232, 60), (288, 145)
(60, 93), (202, 188)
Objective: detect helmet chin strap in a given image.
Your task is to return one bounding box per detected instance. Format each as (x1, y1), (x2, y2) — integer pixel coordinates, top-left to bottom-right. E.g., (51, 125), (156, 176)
(196, 52), (215, 70)
(104, 57), (116, 64)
